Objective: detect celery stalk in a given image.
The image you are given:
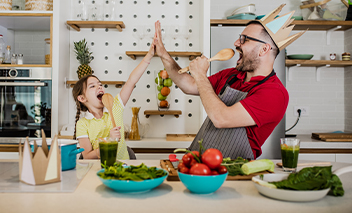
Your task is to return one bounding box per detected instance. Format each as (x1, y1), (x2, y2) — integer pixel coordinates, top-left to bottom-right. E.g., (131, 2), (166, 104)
(241, 159), (275, 175)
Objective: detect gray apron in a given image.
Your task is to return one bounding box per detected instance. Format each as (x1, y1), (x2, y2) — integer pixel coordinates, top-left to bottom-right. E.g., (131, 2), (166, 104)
(189, 70), (276, 160)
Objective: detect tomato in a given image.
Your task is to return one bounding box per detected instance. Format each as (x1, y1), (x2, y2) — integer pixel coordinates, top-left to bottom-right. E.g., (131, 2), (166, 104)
(189, 163), (211, 176)
(189, 158), (198, 167)
(201, 148), (223, 169)
(179, 166), (189, 174)
(211, 170), (219, 175)
(217, 165), (228, 174)
(178, 162), (186, 170)
(182, 155), (192, 167)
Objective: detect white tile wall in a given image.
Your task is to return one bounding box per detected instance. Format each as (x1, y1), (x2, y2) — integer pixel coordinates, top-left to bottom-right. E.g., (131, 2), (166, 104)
(210, 0), (349, 134)
(14, 31), (50, 64)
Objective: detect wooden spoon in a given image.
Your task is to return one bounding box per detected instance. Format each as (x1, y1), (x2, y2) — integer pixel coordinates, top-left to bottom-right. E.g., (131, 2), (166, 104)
(102, 93), (116, 127)
(178, 48), (235, 74)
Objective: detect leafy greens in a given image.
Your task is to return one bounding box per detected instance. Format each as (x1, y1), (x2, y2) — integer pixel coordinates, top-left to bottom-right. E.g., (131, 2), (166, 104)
(270, 166), (344, 196)
(98, 162), (167, 181)
(221, 157), (249, 176)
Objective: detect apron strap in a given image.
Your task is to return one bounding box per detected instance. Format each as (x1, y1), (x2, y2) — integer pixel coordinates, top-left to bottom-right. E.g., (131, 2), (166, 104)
(219, 70), (276, 95)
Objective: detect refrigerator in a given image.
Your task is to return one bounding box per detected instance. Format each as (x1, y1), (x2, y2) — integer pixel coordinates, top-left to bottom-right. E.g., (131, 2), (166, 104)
(210, 26), (286, 159)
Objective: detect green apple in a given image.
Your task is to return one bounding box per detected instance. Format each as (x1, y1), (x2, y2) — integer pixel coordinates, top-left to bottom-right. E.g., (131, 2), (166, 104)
(158, 93), (167, 101)
(155, 77), (163, 85)
(164, 78), (173, 87)
(157, 85), (163, 91)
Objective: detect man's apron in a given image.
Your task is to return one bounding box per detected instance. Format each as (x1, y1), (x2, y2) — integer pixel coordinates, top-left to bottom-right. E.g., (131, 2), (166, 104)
(189, 70), (276, 160)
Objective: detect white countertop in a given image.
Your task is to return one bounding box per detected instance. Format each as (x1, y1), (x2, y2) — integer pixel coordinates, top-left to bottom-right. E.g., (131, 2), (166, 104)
(0, 159), (352, 213)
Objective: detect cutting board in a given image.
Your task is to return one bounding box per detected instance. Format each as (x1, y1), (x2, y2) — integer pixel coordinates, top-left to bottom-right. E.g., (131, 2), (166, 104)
(312, 133), (352, 142)
(160, 160), (272, 181)
(166, 134), (196, 141)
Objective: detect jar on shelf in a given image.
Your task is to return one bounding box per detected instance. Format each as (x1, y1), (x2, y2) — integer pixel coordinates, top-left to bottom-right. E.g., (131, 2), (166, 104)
(0, 34), (5, 64)
(45, 38), (50, 64)
(11, 54), (17, 64)
(17, 54), (23, 65)
(5, 45), (11, 64)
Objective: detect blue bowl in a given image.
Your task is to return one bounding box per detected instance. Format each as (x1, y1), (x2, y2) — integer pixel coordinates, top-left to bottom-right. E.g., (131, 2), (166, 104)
(178, 172), (228, 194)
(97, 168), (168, 193)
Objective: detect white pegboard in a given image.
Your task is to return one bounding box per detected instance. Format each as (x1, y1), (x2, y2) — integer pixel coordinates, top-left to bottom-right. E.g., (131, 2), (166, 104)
(67, 0), (203, 138)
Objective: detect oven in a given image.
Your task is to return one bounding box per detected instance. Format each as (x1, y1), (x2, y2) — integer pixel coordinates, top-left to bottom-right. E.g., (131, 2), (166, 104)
(0, 67), (52, 143)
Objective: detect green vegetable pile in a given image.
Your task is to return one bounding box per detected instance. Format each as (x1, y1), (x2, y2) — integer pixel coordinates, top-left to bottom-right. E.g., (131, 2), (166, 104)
(221, 157), (275, 176)
(98, 162), (167, 181)
(270, 166), (344, 196)
(221, 157), (248, 176)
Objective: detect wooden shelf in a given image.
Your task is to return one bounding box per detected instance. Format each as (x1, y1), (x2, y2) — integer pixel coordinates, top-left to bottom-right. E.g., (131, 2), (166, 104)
(210, 19), (352, 31)
(0, 64), (51, 67)
(66, 80), (125, 88)
(285, 60), (352, 67)
(126, 51), (202, 60)
(66, 21), (125, 32)
(144, 110), (182, 118)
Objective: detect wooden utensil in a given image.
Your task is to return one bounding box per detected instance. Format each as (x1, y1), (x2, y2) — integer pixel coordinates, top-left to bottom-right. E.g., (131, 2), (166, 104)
(102, 93), (116, 127)
(178, 48), (235, 74)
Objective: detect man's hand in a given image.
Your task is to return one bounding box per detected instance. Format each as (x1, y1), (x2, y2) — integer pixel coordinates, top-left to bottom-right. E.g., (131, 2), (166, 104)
(154, 20), (169, 59)
(109, 126), (121, 141)
(189, 55), (210, 79)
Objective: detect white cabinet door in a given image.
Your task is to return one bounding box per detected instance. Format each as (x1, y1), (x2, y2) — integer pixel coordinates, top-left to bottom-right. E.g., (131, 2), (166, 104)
(299, 154), (336, 162)
(0, 152), (19, 160)
(336, 154), (352, 163)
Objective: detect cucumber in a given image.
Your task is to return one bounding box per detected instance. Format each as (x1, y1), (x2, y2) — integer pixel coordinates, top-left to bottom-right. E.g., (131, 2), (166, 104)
(241, 159), (275, 175)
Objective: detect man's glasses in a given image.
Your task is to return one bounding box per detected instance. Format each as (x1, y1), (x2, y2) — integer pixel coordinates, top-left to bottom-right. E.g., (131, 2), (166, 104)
(239, 34), (268, 45)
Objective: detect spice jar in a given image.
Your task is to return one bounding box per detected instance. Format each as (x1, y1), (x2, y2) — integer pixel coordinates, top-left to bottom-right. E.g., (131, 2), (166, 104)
(342, 52), (351, 61)
(17, 54), (23, 65)
(45, 38), (50, 64)
(11, 54), (17, 64)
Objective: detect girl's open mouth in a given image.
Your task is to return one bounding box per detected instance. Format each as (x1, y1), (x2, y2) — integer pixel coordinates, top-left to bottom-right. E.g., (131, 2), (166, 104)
(97, 93), (104, 101)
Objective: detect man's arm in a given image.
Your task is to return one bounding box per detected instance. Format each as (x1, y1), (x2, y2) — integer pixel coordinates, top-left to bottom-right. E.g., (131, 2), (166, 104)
(189, 56), (256, 128)
(154, 21), (199, 96)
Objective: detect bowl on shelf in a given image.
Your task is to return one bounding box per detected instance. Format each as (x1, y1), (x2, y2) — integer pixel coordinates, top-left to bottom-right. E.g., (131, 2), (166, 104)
(97, 167), (168, 193)
(230, 4), (256, 16)
(178, 171), (228, 194)
(287, 54), (314, 60)
(227, 13), (256, 20)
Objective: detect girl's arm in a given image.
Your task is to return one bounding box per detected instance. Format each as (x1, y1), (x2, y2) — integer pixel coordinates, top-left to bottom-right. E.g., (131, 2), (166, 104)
(119, 37), (156, 105)
(78, 138), (99, 159)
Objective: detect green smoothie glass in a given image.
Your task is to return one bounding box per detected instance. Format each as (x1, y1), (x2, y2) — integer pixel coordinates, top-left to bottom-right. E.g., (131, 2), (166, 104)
(98, 137), (118, 168)
(280, 138), (300, 172)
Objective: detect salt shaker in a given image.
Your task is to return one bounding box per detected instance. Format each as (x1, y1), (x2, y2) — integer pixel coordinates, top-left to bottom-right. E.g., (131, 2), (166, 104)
(17, 54), (23, 64)
(11, 54), (17, 64)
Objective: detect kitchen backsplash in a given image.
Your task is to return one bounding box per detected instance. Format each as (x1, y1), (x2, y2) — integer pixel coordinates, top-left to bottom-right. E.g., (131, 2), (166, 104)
(14, 30), (50, 64)
(210, 0), (351, 134)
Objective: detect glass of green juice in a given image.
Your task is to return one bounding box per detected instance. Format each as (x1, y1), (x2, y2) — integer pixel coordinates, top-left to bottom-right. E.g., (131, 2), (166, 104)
(98, 137), (119, 168)
(280, 138), (300, 172)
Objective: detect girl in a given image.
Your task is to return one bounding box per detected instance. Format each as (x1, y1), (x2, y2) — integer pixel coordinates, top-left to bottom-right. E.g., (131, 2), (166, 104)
(72, 37), (156, 159)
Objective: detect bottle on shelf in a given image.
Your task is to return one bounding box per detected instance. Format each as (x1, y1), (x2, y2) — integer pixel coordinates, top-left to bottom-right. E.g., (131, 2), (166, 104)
(5, 46), (11, 64)
(17, 54), (23, 65)
(0, 35), (5, 64)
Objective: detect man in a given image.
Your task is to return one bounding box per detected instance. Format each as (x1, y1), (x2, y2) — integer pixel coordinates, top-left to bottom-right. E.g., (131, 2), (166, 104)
(153, 4), (306, 159)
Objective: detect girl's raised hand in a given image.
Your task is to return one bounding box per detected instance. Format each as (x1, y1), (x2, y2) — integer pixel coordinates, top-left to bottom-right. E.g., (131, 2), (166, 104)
(110, 126), (121, 141)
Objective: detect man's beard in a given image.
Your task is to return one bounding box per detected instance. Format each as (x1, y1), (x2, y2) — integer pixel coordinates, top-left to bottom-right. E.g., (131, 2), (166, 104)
(236, 47), (260, 72)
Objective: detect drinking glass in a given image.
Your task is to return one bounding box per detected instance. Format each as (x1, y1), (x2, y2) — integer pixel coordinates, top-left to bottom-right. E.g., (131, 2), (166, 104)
(280, 138), (300, 172)
(170, 25), (181, 51)
(103, 0), (116, 20)
(133, 26), (146, 50)
(182, 25), (192, 51)
(99, 137), (119, 168)
(80, 0), (89, 21)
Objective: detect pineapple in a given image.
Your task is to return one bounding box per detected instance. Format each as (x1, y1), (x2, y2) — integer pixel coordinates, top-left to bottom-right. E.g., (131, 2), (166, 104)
(73, 39), (93, 79)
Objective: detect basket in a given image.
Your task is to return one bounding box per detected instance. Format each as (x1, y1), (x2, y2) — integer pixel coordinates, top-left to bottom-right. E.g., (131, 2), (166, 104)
(25, 0), (53, 11)
(0, 0), (12, 10)
(300, 0), (347, 20)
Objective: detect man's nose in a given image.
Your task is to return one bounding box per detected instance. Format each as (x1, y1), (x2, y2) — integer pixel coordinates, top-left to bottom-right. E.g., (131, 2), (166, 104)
(234, 39), (241, 47)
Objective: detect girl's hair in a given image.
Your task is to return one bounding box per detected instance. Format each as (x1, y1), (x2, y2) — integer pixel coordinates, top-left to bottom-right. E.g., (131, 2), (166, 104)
(72, 74), (100, 138)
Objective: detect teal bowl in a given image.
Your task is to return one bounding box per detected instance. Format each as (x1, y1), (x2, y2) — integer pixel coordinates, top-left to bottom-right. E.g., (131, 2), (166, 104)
(178, 172), (228, 194)
(97, 168), (168, 193)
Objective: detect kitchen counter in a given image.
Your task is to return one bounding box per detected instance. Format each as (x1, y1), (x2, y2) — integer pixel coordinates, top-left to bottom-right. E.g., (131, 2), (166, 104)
(0, 159), (352, 213)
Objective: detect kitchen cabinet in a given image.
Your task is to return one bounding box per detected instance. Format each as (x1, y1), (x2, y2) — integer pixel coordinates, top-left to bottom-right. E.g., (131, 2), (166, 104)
(0, 11), (52, 67)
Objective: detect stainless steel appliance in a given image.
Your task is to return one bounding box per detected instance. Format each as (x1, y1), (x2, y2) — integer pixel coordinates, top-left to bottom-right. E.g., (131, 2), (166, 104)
(0, 67), (52, 143)
(210, 26), (286, 159)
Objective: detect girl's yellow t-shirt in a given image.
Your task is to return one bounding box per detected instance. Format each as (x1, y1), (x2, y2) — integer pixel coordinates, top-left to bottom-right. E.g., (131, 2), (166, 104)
(75, 93), (129, 160)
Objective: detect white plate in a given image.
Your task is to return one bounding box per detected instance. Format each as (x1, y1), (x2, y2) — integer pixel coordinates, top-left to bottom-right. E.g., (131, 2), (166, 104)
(252, 174), (329, 202)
